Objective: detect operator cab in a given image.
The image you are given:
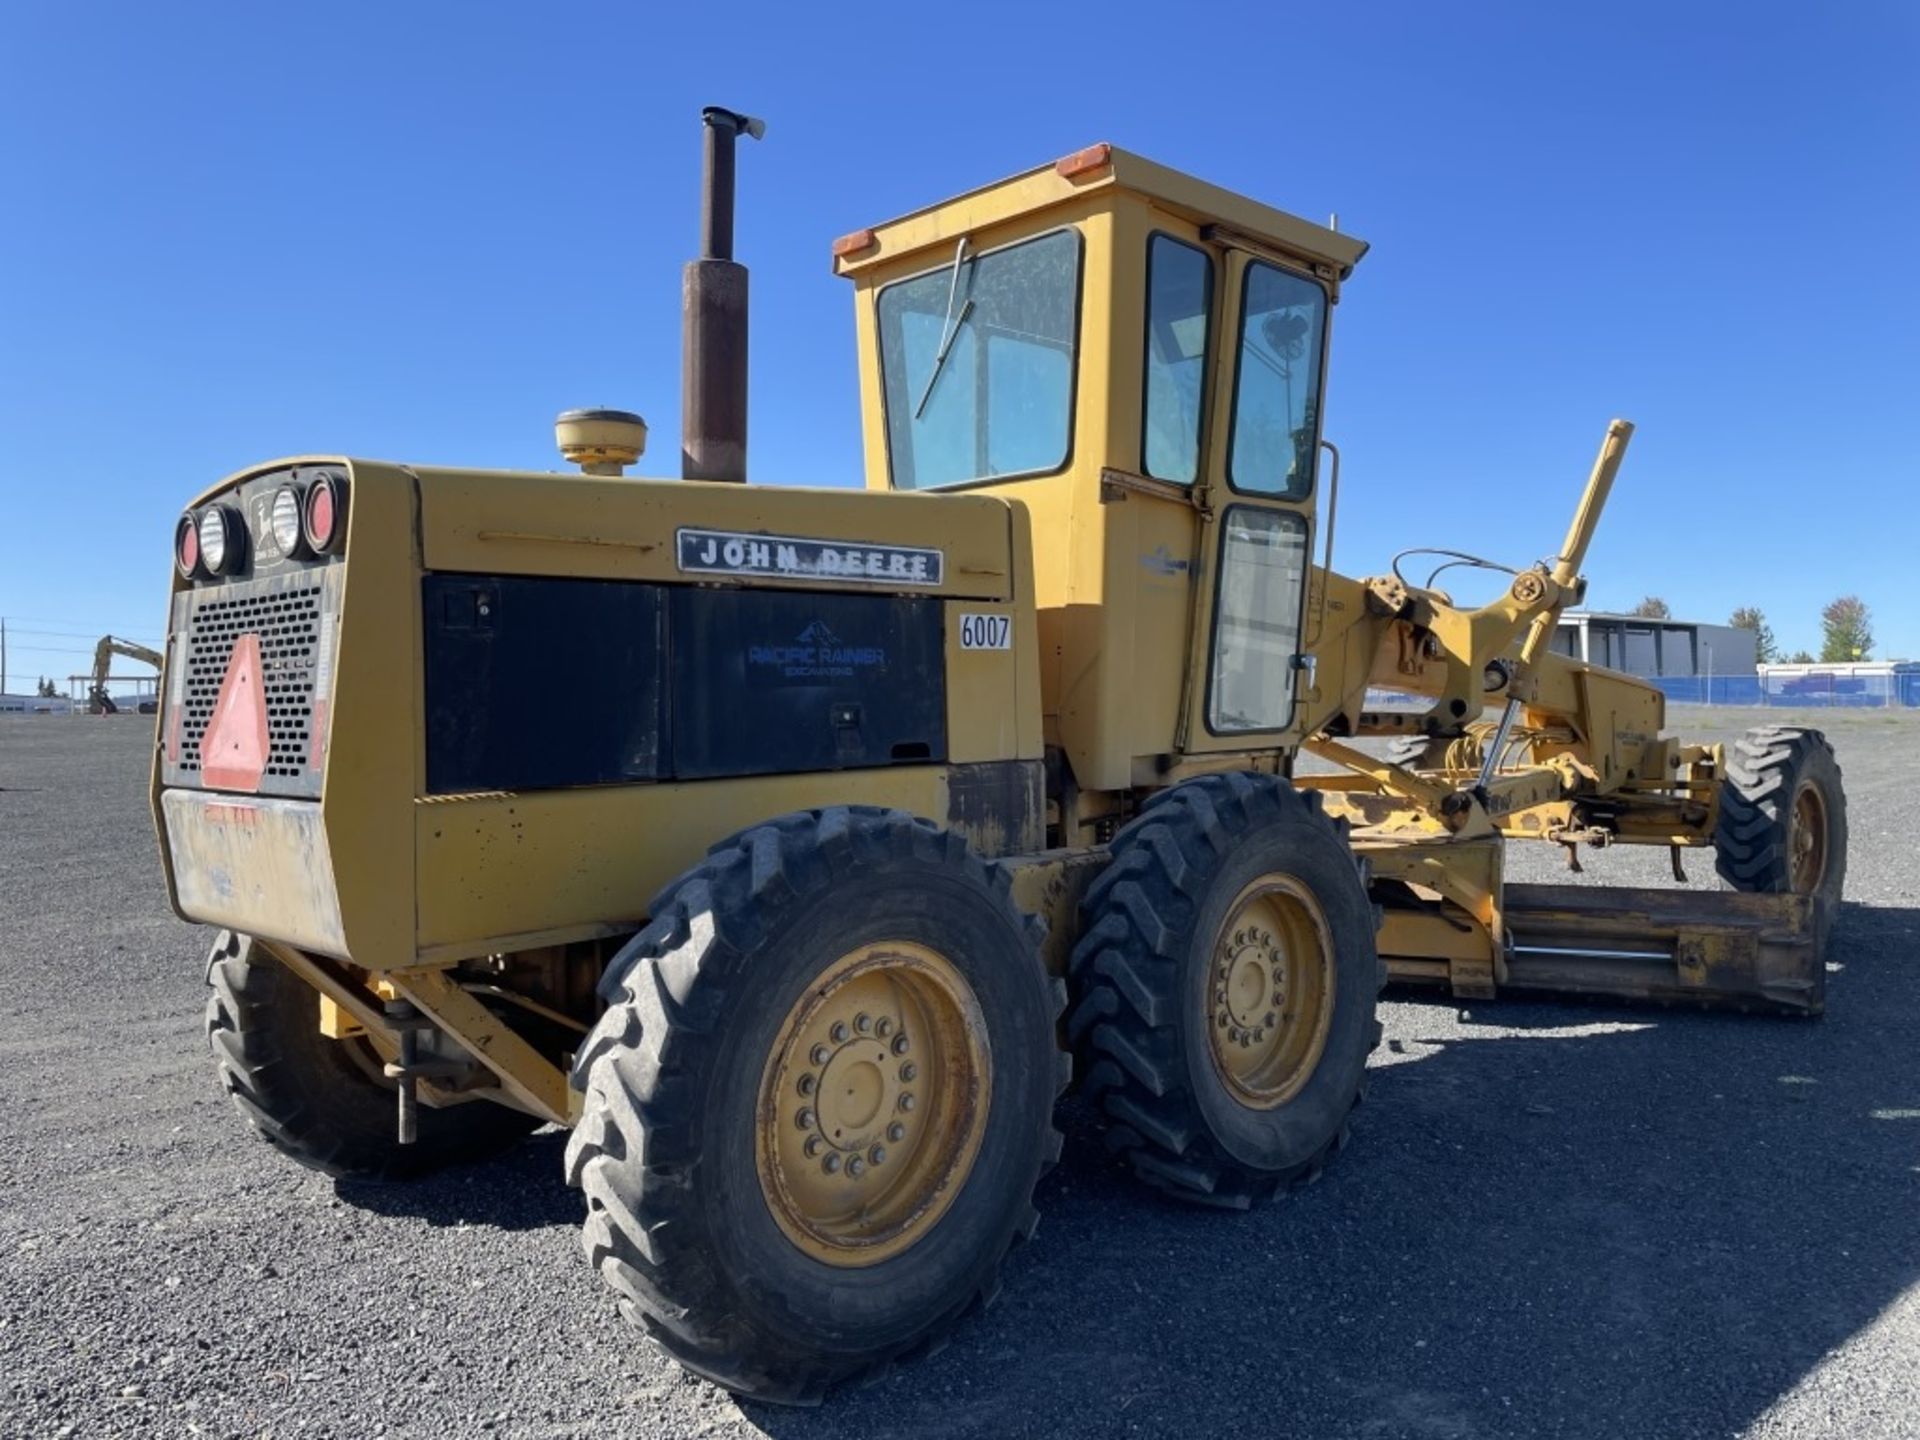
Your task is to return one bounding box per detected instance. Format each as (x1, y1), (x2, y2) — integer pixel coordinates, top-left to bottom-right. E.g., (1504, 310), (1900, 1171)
(833, 145), (1367, 794)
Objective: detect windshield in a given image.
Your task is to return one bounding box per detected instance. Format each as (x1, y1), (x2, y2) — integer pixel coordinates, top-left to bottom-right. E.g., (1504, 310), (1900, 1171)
(878, 229), (1081, 490)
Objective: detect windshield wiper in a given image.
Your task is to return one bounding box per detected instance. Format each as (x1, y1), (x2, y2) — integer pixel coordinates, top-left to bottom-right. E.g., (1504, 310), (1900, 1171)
(914, 236), (975, 418)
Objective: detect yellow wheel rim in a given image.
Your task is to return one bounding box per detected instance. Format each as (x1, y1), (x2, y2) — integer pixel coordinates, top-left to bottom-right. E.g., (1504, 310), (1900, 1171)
(756, 942), (991, 1267)
(1204, 875), (1336, 1110)
(1790, 781), (1829, 895)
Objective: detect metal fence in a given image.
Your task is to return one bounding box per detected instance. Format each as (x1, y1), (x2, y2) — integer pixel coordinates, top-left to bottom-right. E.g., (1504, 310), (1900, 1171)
(1652, 672), (1920, 708)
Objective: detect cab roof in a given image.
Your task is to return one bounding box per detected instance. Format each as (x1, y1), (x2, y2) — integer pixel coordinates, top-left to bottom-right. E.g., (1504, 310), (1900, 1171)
(831, 143), (1368, 282)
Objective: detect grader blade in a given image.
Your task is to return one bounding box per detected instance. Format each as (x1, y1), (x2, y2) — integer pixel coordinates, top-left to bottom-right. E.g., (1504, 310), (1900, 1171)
(1495, 885), (1824, 1015)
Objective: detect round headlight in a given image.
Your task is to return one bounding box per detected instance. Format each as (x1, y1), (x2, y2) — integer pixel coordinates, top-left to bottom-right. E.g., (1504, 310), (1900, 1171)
(302, 471), (348, 555)
(198, 505), (244, 576)
(271, 486), (306, 556)
(175, 513), (202, 579)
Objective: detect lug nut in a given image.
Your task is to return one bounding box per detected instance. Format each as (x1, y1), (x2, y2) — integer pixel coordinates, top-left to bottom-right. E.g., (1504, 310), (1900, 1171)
(831, 1021), (849, 1043)
(797, 1074), (816, 1097)
(796, 1108), (815, 1130)
(875, 1017), (893, 1037)
(898, 1094), (916, 1113)
(846, 1157), (866, 1178)
(855, 1013), (872, 1033)
(811, 1045), (830, 1066)
(899, 1062), (917, 1082)
(892, 1034), (910, 1056)
(887, 1123), (906, 1143)
(1264, 1011), (1277, 1028)
(870, 1145), (887, 1166)
(822, 1154), (841, 1174)
(805, 1136), (823, 1157)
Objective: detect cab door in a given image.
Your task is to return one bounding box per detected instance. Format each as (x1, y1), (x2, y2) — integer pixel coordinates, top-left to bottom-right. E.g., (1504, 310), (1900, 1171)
(1178, 246), (1334, 755)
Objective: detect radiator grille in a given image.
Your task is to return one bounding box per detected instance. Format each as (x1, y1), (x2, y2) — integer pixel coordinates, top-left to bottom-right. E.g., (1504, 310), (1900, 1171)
(180, 577), (325, 782)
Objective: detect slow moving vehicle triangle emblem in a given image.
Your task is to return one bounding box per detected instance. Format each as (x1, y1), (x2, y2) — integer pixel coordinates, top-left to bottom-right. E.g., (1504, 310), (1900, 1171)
(201, 633), (269, 792)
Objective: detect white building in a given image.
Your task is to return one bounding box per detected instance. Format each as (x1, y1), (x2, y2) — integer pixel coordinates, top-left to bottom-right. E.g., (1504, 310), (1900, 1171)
(1759, 660), (1920, 705)
(0, 692), (73, 715)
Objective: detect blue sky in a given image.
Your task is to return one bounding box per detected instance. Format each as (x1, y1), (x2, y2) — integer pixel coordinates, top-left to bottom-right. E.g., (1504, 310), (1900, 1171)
(2, 2), (1915, 685)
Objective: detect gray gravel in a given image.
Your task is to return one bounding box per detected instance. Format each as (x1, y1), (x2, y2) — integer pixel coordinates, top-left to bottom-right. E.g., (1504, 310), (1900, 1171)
(2, 706), (1916, 1440)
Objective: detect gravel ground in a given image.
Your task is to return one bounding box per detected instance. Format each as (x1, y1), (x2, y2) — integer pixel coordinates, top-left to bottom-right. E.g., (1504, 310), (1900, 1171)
(1, 706), (1916, 1440)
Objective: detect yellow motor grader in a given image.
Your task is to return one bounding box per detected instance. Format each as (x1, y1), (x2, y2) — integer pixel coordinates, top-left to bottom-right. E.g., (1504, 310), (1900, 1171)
(151, 110), (1845, 1403)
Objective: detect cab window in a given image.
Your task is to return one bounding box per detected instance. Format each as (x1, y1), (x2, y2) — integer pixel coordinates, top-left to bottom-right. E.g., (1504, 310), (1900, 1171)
(877, 230), (1081, 491)
(1142, 235), (1212, 484)
(1227, 262), (1328, 497)
(1209, 506), (1310, 732)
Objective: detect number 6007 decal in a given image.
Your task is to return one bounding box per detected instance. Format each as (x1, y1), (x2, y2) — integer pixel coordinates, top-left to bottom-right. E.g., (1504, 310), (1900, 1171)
(958, 613), (1012, 650)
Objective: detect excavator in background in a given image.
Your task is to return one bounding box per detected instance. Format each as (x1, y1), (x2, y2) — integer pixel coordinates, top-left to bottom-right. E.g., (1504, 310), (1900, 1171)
(89, 634), (162, 714)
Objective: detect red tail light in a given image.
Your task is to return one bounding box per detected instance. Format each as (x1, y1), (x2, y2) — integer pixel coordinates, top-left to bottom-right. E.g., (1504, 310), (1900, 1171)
(175, 513), (203, 579)
(302, 473), (349, 555)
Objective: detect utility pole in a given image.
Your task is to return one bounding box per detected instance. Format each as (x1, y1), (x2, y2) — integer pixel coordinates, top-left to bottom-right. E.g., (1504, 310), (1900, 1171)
(2, 616), (8, 697)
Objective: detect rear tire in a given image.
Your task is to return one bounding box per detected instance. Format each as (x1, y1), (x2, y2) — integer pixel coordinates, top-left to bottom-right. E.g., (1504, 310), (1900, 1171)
(1714, 726), (1847, 909)
(1067, 774), (1383, 1209)
(564, 808), (1068, 1404)
(205, 931), (541, 1180)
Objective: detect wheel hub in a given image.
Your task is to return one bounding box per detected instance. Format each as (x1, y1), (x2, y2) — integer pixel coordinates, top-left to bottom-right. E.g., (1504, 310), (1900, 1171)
(808, 1032), (900, 1151)
(1204, 875), (1336, 1109)
(756, 943), (988, 1266)
(1216, 930), (1284, 1045)
(1790, 781), (1828, 894)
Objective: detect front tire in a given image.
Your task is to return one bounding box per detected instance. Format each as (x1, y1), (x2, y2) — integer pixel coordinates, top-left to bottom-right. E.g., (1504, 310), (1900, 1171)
(564, 808), (1067, 1404)
(204, 931), (541, 1180)
(1067, 774), (1382, 1208)
(1714, 726), (1847, 909)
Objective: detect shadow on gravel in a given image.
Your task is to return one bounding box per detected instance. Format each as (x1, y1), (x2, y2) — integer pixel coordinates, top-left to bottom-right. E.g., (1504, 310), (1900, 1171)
(334, 1130), (580, 1231)
(736, 899), (1920, 1440)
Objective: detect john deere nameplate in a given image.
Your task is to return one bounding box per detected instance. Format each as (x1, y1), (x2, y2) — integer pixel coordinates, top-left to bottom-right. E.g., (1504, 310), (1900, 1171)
(676, 528), (945, 587)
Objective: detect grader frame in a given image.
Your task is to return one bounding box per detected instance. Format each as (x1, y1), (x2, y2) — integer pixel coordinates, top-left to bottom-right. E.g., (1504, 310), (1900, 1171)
(151, 119), (1840, 1402)
(152, 133), (1833, 1145)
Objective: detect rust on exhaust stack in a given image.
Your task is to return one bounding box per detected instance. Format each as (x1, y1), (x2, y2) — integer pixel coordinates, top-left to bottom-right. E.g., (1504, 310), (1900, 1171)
(681, 105), (765, 483)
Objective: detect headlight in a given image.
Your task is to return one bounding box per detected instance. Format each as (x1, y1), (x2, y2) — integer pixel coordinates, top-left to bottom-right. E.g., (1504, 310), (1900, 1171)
(174, 513), (202, 579)
(271, 486), (306, 556)
(198, 505), (245, 576)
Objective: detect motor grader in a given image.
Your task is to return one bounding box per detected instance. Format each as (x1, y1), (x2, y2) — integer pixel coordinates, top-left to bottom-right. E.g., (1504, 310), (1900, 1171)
(152, 111), (1846, 1404)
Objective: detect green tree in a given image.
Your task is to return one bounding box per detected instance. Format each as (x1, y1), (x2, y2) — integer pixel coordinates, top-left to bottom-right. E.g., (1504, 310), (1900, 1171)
(1819, 596), (1873, 662)
(1727, 606), (1777, 664)
(1630, 596), (1671, 619)
(1785, 650), (1815, 665)
(35, 676), (56, 698)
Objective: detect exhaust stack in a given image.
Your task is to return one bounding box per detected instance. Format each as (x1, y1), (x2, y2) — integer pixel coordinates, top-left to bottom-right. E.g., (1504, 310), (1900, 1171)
(681, 105), (765, 483)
